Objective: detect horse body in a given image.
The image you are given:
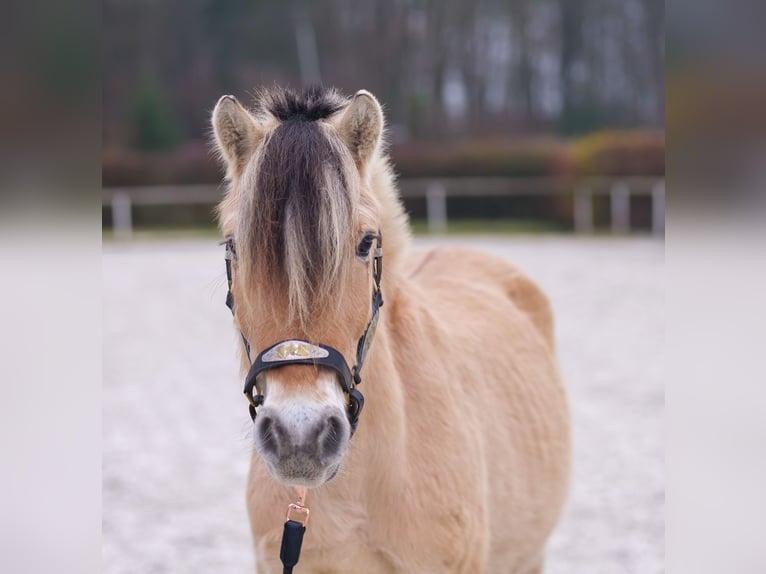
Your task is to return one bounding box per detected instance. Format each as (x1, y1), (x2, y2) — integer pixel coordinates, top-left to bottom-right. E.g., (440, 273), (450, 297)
(212, 87), (570, 573)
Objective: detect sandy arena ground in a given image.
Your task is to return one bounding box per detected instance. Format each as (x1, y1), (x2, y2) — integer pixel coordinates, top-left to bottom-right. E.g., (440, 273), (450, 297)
(103, 234), (663, 574)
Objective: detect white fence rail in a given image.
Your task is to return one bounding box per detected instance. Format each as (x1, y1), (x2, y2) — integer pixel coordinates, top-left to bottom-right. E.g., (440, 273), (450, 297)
(103, 177), (664, 238)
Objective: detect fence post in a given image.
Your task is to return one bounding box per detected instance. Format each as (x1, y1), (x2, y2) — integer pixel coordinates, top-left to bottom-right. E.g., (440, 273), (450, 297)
(112, 191), (133, 240)
(652, 180), (665, 236)
(426, 181), (447, 234)
(610, 182), (631, 234)
(574, 185), (593, 233)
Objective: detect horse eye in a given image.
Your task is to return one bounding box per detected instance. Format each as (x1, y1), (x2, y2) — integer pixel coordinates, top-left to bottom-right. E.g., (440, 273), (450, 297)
(221, 236), (237, 260)
(356, 234), (375, 259)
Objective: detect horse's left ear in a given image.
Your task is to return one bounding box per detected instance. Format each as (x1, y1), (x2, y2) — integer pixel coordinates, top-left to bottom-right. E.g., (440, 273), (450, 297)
(337, 90), (383, 170)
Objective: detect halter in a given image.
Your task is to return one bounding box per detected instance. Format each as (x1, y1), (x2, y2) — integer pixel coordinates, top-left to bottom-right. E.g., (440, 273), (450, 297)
(223, 234), (383, 435)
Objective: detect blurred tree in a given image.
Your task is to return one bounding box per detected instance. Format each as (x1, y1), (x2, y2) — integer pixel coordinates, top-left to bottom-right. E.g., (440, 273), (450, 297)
(643, 0), (665, 125)
(512, 0), (535, 117)
(103, 0), (664, 148)
(130, 76), (181, 150)
(558, 0), (587, 134)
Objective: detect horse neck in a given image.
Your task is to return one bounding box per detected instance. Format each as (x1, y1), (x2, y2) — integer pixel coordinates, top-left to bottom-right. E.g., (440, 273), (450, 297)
(348, 305), (409, 486)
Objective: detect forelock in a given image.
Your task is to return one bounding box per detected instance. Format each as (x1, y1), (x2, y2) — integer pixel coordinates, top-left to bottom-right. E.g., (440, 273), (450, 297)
(238, 108), (357, 327)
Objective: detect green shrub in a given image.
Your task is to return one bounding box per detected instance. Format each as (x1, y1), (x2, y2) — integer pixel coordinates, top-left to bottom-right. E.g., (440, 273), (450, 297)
(130, 78), (182, 151)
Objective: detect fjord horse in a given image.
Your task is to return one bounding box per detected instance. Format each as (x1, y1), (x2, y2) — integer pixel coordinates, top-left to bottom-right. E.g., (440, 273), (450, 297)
(212, 86), (570, 573)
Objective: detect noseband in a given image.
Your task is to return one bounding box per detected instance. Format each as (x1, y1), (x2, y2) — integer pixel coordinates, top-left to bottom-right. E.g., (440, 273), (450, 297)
(223, 235), (383, 435)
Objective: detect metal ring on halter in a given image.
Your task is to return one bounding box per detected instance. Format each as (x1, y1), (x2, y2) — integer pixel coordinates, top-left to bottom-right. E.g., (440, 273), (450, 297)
(286, 503), (310, 526)
(246, 391), (265, 421)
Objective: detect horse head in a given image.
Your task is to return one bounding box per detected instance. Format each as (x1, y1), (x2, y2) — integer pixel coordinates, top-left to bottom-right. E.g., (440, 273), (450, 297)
(212, 87), (384, 487)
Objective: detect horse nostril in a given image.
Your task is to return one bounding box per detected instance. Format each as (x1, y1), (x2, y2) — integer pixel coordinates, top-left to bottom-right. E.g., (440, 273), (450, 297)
(318, 415), (346, 463)
(256, 415), (280, 460)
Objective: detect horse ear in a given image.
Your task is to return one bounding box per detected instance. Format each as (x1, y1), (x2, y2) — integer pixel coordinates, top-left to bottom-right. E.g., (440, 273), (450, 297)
(337, 90), (383, 169)
(212, 95), (263, 174)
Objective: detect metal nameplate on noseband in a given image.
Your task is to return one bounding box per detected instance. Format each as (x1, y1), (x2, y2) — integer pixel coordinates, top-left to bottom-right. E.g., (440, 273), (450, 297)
(262, 340), (330, 363)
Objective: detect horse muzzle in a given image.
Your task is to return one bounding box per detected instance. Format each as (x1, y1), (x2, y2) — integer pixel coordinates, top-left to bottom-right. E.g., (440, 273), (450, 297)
(254, 399), (350, 487)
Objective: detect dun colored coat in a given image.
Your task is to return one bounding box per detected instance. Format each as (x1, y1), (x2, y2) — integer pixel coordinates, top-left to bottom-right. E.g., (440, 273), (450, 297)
(212, 86), (570, 574)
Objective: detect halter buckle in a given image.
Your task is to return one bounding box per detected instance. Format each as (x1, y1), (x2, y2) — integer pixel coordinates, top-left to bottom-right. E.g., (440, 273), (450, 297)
(286, 487), (310, 525)
(286, 503), (310, 526)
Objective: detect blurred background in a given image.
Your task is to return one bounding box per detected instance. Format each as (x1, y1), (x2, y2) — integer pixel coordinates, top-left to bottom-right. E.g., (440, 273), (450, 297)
(101, 2), (664, 574)
(102, 0), (665, 235)
(17, 0), (766, 573)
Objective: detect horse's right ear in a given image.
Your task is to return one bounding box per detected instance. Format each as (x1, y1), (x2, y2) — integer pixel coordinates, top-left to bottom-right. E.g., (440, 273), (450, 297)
(212, 95), (263, 174)
(336, 90), (383, 170)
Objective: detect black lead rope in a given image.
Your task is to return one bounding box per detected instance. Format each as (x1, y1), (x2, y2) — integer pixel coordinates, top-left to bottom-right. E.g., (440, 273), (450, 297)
(221, 234), (384, 574)
(280, 520), (306, 574)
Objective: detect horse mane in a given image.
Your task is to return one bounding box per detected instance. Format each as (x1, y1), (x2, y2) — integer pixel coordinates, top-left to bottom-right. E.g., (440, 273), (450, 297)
(255, 85), (348, 122)
(239, 86), (357, 328)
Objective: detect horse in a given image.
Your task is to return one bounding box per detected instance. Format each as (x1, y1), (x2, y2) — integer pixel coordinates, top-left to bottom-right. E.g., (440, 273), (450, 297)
(211, 86), (570, 574)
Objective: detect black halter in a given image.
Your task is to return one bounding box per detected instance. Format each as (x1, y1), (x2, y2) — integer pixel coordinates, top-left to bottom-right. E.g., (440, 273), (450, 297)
(223, 235), (383, 435)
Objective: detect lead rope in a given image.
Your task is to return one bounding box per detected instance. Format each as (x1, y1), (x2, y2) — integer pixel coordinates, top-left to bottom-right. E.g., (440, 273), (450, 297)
(280, 487), (309, 574)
